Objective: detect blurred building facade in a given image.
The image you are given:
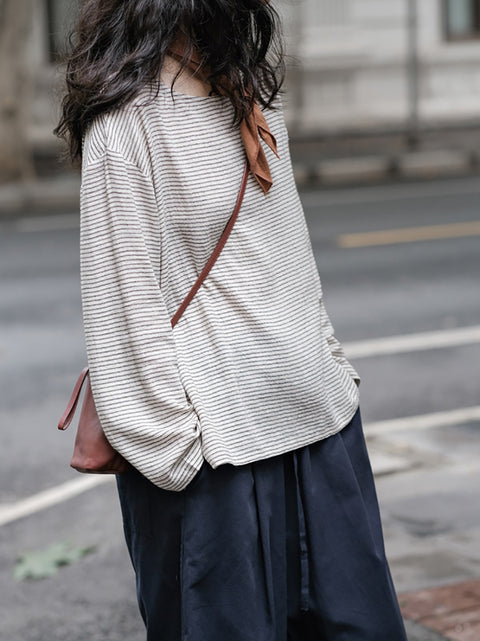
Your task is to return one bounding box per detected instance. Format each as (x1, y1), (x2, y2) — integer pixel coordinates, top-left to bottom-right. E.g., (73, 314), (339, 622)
(30, 0), (480, 148)
(279, 0), (480, 133)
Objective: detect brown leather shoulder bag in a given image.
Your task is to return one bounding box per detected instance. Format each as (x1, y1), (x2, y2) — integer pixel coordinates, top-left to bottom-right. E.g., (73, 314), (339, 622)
(58, 161), (249, 475)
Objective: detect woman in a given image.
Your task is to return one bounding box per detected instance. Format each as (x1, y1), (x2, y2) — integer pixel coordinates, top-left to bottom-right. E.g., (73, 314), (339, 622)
(56, 1), (408, 640)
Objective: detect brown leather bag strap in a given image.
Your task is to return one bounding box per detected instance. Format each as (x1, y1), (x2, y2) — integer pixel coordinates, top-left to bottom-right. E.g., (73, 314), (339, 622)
(171, 160), (249, 328)
(58, 161), (249, 431)
(58, 367), (90, 430)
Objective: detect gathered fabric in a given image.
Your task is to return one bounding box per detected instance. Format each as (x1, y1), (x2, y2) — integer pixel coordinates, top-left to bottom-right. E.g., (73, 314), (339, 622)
(167, 43), (279, 194)
(116, 407), (408, 641)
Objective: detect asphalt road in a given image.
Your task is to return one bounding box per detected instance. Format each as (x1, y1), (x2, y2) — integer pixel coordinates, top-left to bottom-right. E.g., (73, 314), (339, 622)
(1, 175), (479, 640)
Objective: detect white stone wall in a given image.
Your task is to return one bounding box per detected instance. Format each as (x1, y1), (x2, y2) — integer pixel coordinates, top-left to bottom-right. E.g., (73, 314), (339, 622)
(31, 0), (480, 144)
(279, 0), (480, 133)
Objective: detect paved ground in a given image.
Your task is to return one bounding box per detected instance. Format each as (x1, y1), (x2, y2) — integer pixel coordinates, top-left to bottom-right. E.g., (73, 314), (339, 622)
(402, 580), (480, 640)
(1, 175), (480, 640)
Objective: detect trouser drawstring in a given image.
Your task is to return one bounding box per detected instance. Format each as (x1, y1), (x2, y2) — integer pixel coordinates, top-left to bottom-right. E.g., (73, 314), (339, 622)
(292, 451), (310, 613)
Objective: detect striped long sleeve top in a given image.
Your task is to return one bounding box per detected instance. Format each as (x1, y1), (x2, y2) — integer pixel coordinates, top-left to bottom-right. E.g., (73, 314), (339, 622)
(80, 83), (361, 492)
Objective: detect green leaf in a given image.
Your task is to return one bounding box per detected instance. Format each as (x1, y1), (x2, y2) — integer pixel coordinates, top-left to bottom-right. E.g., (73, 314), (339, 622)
(14, 541), (96, 581)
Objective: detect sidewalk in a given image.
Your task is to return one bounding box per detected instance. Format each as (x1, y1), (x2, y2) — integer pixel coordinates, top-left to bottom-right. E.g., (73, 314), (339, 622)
(370, 443), (480, 641)
(402, 580), (480, 641)
(367, 406), (480, 641)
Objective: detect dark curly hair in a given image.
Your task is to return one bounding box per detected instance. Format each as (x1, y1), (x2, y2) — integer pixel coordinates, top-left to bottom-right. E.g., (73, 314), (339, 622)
(54, 0), (285, 163)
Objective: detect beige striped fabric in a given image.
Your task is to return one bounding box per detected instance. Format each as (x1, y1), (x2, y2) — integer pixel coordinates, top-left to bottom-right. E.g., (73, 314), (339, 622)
(80, 83), (360, 491)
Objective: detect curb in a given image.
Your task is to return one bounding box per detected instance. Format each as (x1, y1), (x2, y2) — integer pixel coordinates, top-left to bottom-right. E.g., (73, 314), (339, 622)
(294, 149), (479, 188)
(1, 149), (479, 216)
(0, 175), (81, 217)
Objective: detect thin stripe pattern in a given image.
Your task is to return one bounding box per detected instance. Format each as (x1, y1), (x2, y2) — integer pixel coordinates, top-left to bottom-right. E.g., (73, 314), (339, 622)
(80, 83), (360, 491)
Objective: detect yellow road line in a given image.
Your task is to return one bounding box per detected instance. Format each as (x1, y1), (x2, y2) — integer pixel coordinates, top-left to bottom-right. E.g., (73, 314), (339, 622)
(338, 221), (480, 248)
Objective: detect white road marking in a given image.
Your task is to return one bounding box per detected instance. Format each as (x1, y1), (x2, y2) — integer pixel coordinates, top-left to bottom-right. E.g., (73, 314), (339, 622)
(2, 324), (480, 528)
(16, 214), (80, 232)
(365, 406), (480, 437)
(0, 475), (113, 527)
(344, 325), (480, 359)
(2, 405), (480, 527)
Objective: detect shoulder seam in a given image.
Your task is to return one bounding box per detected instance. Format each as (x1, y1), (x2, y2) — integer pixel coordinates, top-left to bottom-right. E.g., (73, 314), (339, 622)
(83, 109), (153, 177)
(82, 148), (152, 181)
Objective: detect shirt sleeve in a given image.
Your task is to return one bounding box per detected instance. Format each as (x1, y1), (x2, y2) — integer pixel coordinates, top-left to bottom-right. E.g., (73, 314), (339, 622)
(80, 148), (203, 491)
(319, 294), (361, 388)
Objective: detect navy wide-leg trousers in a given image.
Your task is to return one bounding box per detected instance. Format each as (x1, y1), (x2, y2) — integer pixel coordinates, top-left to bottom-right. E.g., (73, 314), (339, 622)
(116, 407), (408, 641)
